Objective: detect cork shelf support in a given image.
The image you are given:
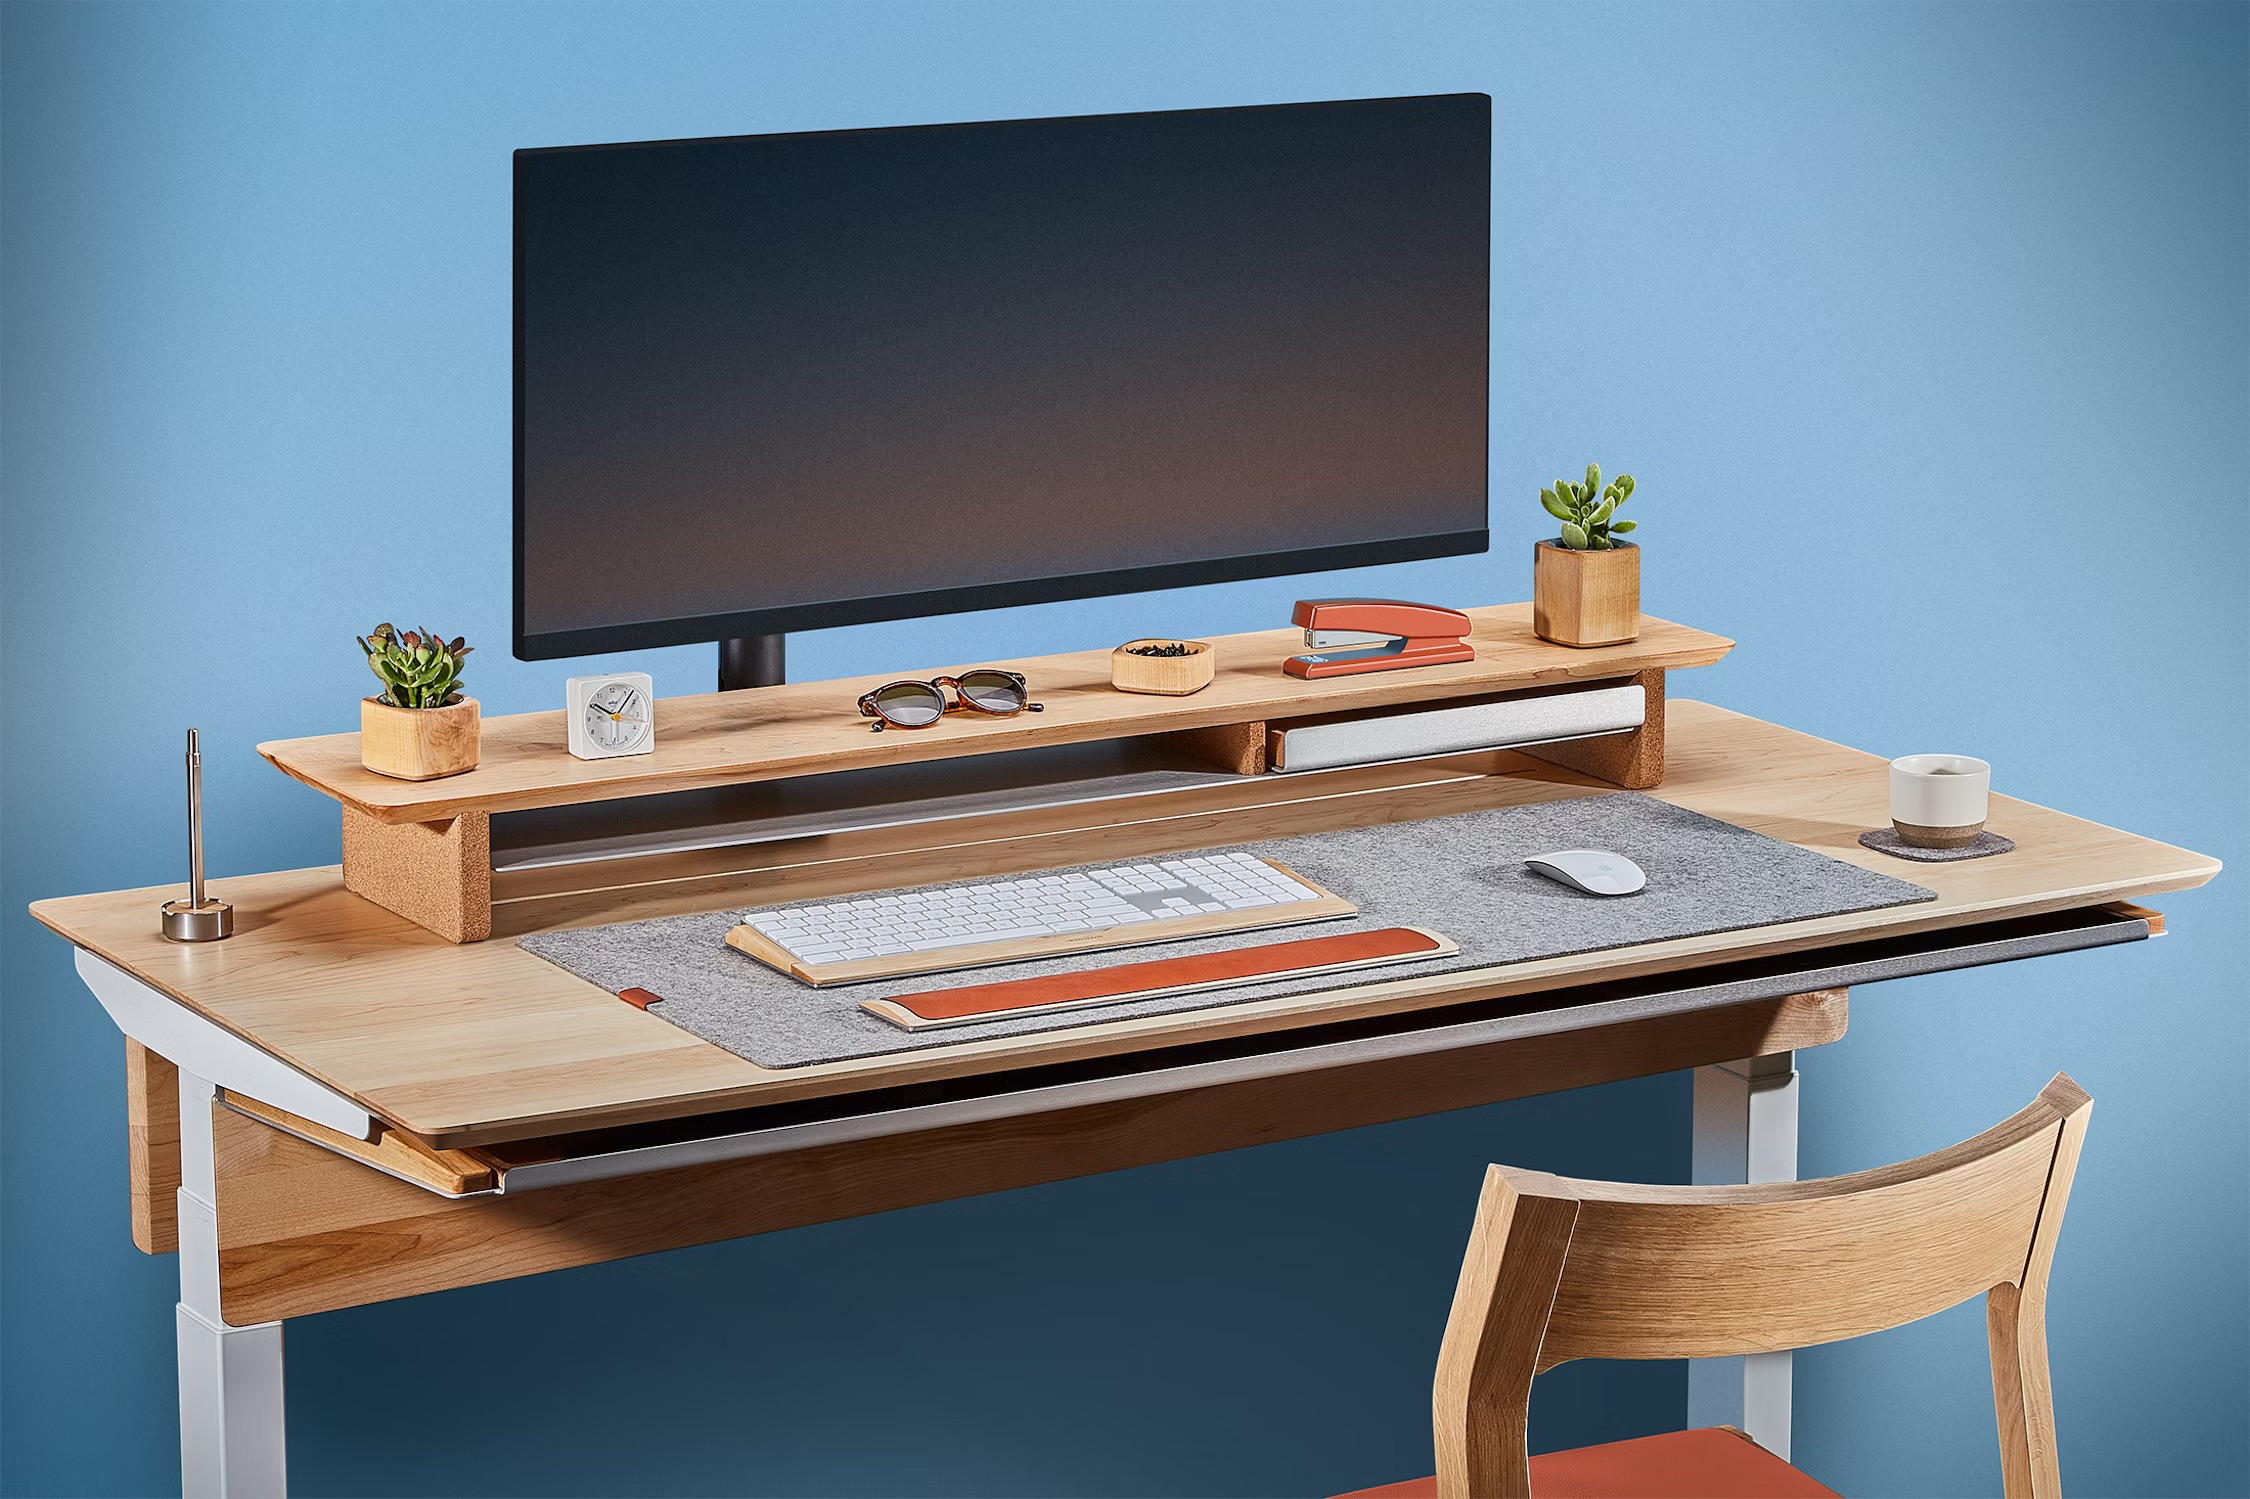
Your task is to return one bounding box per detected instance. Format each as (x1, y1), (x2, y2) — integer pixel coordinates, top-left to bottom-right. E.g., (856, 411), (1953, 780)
(1157, 720), (1269, 776)
(1516, 668), (1667, 789)
(341, 805), (492, 943)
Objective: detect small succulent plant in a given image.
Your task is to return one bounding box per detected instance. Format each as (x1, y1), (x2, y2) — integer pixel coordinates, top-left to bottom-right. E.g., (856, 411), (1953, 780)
(1540, 463), (1639, 550)
(358, 623), (472, 709)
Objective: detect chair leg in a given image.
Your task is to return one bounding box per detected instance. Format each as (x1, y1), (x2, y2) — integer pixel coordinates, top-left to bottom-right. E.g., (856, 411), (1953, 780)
(1987, 1282), (2061, 1499)
(1432, 1170), (1578, 1499)
(1687, 1053), (1798, 1458)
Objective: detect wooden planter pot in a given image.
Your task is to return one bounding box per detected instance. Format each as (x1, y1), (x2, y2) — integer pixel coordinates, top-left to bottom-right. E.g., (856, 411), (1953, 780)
(361, 696), (480, 781)
(1533, 541), (1641, 648)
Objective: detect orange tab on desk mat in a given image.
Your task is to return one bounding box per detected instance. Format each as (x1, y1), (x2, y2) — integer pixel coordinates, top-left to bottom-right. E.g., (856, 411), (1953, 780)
(860, 926), (1456, 1032)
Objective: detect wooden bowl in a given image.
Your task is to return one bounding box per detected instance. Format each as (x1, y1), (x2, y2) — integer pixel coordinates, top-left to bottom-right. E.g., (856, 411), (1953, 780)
(1110, 639), (1215, 695)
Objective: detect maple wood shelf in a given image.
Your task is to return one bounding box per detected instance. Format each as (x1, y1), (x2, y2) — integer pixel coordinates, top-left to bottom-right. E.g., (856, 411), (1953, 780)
(256, 603), (1733, 941)
(262, 605), (1731, 822)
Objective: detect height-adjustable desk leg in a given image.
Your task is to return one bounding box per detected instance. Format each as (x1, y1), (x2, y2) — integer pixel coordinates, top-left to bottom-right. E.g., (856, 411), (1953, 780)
(176, 1067), (287, 1498)
(1687, 1051), (1799, 1458)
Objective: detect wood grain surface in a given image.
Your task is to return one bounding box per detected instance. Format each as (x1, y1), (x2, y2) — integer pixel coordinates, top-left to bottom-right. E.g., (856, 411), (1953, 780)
(1430, 1075), (2092, 1498)
(1109, 639), (1216, 696)
(726, 861), (1355, 986)
(210, 990), (1848, 1323)
(32, 703), (2219, 1148)
(126, 1039), (180, 1254)
(1433, 1168), (1578, 1498)
(1988, 1079), (2091, 1497)
(219, 1091), (498, 1196)
(1531, 540), (1642, 649)
(257, 606), (1732, 823)
(357, 695), (480, 782)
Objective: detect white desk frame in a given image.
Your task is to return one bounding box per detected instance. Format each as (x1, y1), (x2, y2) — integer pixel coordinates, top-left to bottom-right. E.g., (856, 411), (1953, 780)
(79, 951), (1805, 1497)
(1689, 1052), (1802, 1456)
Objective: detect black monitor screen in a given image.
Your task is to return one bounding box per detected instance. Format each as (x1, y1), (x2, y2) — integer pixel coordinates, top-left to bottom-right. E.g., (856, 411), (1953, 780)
(514, 93), (1490, 658)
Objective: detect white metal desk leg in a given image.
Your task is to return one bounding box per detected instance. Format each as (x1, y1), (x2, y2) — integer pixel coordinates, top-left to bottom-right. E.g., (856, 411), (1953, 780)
(175, 1067), (287, 1498)
(1687, 1051), (1798, 1459)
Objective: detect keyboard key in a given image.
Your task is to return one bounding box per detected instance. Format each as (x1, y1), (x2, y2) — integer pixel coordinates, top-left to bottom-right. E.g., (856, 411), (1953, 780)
(903, 926), (1051, 952)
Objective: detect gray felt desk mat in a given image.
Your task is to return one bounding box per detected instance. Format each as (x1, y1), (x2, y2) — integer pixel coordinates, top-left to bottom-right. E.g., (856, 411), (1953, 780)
(518, 792), (1937, 1070)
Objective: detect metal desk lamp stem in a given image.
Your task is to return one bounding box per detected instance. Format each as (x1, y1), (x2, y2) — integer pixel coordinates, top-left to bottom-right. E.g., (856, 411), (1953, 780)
(161, 728), (233, 941)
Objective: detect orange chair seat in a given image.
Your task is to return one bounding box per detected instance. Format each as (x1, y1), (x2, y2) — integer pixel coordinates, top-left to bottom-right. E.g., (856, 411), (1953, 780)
(1335, 1427), (1841, 1499)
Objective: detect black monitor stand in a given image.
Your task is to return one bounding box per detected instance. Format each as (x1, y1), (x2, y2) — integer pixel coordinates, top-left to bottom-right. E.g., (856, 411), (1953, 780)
(719, 633), (786, 690)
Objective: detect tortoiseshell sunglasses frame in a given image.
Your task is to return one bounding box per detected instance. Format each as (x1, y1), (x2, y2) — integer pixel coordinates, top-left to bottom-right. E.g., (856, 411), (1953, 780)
(856, 670), (1045, 732)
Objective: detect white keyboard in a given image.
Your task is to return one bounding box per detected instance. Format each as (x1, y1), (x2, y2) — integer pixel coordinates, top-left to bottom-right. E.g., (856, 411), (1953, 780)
(727, 851), (1355, 986)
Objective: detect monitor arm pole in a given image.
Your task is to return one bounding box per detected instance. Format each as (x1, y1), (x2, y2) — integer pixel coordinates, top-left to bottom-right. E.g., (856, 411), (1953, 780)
(719, 634), (787, 691)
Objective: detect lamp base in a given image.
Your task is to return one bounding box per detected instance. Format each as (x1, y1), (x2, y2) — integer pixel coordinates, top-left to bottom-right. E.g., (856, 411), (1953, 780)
(161, 899), (233, 942)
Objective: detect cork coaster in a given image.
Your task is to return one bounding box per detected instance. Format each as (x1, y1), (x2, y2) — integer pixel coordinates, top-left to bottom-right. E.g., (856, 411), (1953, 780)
(1859, 828), (2015, 862)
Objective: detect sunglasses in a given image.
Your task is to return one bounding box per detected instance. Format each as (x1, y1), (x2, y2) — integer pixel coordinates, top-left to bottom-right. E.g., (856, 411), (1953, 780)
(857, 670), (1045, 732)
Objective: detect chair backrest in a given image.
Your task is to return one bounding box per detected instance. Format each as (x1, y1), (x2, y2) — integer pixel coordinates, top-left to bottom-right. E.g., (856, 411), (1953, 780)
(1432, 1073), (2091, 1499)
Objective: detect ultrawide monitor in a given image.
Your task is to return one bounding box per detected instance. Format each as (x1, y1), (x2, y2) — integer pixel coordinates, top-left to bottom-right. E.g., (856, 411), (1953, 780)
(514, 93), (1491, 661)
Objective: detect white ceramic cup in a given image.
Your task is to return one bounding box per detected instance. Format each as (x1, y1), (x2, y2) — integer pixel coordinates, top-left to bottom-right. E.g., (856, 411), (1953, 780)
(1889, 754), (1991, 848)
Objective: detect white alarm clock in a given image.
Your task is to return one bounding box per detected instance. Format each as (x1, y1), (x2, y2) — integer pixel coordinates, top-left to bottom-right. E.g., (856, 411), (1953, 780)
(566, 673), (655, 760)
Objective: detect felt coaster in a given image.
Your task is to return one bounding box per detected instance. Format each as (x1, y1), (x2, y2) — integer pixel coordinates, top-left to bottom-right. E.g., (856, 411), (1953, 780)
(1858, 828), (2015, 862)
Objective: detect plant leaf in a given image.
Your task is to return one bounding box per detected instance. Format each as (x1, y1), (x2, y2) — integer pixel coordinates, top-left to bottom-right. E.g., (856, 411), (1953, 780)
(1589, 534), (1614, 549)
(1610, 519), (1637, 533)
(1539, 487), (1574, 522)
(1559, 521), (1589, 550)
(1585, 463), (1601, 497)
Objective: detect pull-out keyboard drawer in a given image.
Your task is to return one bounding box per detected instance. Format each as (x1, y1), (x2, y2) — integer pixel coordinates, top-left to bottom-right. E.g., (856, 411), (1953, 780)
(225, 900), (2163, 1201)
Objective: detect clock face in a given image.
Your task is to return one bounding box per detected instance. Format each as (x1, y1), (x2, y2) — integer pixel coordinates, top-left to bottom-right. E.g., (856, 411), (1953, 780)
(584, 681), (649, 751)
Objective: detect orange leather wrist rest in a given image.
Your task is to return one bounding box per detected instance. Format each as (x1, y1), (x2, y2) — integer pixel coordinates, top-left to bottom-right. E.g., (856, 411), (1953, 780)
(861, 926), (1456, 1031)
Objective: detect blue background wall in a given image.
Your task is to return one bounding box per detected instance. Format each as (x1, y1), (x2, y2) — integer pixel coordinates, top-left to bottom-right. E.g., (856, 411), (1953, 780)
(4, 3), (2242, 1494)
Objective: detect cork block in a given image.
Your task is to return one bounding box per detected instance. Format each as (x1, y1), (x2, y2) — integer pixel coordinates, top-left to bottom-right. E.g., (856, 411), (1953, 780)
(1517, 668), (1667, 789)
(341, 805), (492, 942)
(1158, 720), (1268, 776)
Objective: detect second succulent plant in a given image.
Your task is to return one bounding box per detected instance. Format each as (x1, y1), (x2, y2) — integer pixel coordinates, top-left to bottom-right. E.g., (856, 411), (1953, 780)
(1541, 464), (1639, 551)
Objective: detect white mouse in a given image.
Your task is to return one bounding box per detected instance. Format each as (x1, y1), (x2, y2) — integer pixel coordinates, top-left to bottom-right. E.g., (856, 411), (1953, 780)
(1524, 849), (1646, 896)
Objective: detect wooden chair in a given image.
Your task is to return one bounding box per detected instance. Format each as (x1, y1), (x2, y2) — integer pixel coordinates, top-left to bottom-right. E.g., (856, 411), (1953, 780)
(1337, 1073), (2091, 1499)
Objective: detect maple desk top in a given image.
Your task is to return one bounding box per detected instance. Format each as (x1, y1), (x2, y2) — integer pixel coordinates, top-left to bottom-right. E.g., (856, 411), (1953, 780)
(257, 605), (1734, 824)
(31, 703), (2220, 1148)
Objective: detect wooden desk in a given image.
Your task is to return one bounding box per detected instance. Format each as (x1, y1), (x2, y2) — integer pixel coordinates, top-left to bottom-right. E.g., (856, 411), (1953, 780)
(30, 702), (2219, 1496)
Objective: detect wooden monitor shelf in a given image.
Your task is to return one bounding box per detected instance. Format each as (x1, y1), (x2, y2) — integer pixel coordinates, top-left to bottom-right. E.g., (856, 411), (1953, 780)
(259, 604), (1733, 941)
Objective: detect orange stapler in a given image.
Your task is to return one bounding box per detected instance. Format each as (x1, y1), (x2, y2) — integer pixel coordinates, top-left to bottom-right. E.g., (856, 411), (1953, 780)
(1282, 598), (1476, 679)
